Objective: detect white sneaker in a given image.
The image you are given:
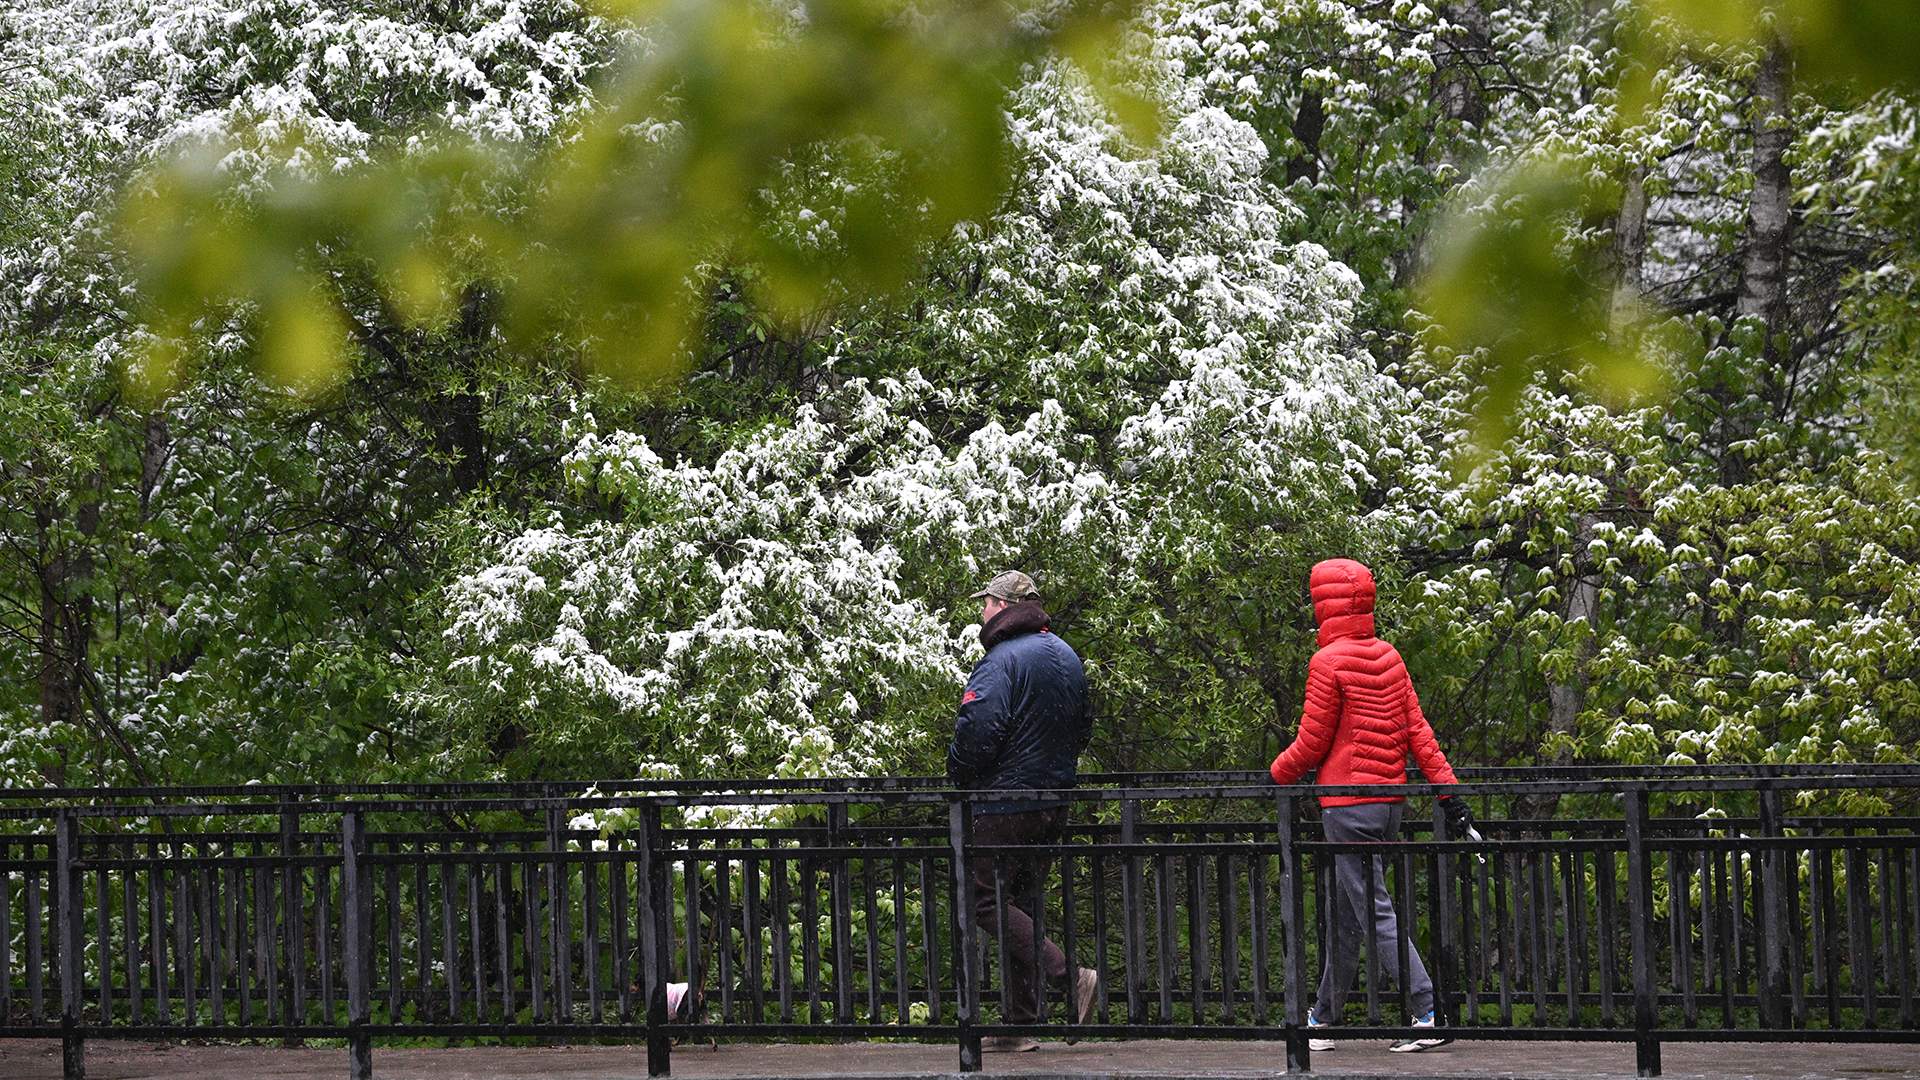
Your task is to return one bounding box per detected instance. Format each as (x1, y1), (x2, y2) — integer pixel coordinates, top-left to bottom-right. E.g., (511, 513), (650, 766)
(1388, 1011), (1452, 1053)
(1306, 1008), (1335, 1052)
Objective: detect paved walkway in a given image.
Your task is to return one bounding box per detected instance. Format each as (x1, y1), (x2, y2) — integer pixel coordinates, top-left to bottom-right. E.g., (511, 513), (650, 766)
(5, 1038), (1920, 1079)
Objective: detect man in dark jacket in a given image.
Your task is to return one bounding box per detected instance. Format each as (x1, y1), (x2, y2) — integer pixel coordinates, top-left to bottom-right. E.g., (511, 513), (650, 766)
(947, 570), (1099, 1051)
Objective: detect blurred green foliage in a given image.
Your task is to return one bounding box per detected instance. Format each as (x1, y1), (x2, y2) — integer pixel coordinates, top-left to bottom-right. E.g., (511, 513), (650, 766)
(118, 0), (1148, 397)
(1415, 0), (1918, 464)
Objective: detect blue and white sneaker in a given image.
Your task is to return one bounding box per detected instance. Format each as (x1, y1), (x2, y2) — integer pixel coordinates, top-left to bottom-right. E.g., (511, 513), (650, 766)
(1388, 1011), (1452, 1053)
(1306, 1008), (1335, 1052)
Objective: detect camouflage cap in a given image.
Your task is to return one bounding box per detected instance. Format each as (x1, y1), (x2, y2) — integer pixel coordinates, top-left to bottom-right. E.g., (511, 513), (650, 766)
(969, 569), (1039, 602)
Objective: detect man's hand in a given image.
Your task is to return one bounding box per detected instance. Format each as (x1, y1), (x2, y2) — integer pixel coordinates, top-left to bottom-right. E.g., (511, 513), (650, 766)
(1442, 795), (1475, 833)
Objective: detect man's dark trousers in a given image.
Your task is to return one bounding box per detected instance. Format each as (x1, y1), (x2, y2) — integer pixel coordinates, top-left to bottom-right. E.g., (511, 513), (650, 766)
(969, 808), (1070, 1023)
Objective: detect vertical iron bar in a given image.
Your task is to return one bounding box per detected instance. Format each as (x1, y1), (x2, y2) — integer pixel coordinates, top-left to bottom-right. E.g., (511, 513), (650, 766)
(1121, 800), (1145, 1026)
(1218, 851), (1237, 1026)
(414, 858), (429, 1026)
(1785, 839), (1806, 1029)
(1154, 852), (1173, 1024)
(742, 857), (764, 1023)
(57, 812), (85, 1080)
(444, 862), (460, 1021)
(1432, 803), (1456, 1028)
(1187, 852), (1205, 1023)
(1570, 843), (1588, 1028)
(892, 856), (908, 1024)
(147, 854), (164, 1024)
(177, 870), (193, 1026)
(1882, 846), (1897, 996)
(585, 853), (602, 1024)
(1895, 845), (1913, 1030)
(1063, 841), (1081, 1030)
(613, 849), (631, 1024)
(1472, 842), (1490, 1023)
(466, 861), (481, 1023)
(96, 864), (112, 1025)
(494, 861), (512, 1020)
(773, 851), (792, 1024)
(320, 863), (334, 1024)
(1250, 847), (1269, 1026)
(1728, 837), (1743, 1022)
(803, 857), (823, 1023)
(1029, 835), (1048, 1024)
(828, 804), (853, 1025)
(638, 802), (671, 1077)
(0, 856), (11, 1023)
(1494, 848), (1512, 1026)
(1596, 844), (1616, 1026)
(949, 799), (980, 1073)
(384, 860), (400, 1022)
(1277, 791), (1310, 1074)
(1624, 786), (1661, 1077)
(1757, 788), (1789, 1030)
(547, 810), (569, 1025)
(991, 856), (1012, 1027)
(1, 849), (12, 1014)
(862, 854), (881, 1022)
(1675, 850), (1695, 1027)
(1528, 850), (1548, 1024)
(1818, 844), (1840, 1026)
(341, 812), (372, 1080)
(715, 856), (732, 1025)
(234, 863), (249, 1027)
(32, 852), (45, 1022)
(1847, 844), (1875, 1027)
(525, 855), (544, 1023)
(920, 855), (941, 1025)
(199, 865), (216, 1025)
(682, 855), (701, 1028)
(281, 811), (302, 1034)
(1397, 846), (1415, 1024)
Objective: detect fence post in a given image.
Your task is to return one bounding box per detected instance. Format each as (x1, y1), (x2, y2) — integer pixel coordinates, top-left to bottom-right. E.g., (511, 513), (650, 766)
(546, 807), (567, 1026)
(638, 802), (671, 1077)
(1277, 791), (1310, 1074)
(1120, 798), (1144, 1026)
(341, 811), (372, 1080)
(56, 810), (85, 1080)
(948, 797), (980, 1073)
(828, 802), (853, 1025)
(1756, 786), (1790, 1030)
(280, 808), (302, 1044)
(1624, 786), (1661, 1078)
(1431, 800), (1457, 1027)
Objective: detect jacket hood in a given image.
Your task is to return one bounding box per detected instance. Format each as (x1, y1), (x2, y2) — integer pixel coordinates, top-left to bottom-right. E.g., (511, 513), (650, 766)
(1310, 558), (1376, 646)
(980, 599), (1051, 651)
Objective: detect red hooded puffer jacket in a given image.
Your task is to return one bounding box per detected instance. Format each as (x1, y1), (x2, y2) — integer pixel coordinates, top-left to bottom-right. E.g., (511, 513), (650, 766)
(1269, 558), (1458, 808)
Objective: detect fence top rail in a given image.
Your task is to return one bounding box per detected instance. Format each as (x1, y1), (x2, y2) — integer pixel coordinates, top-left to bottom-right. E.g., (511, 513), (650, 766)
(0, 769), (1915, 822)
(2, 762), (1918, 804)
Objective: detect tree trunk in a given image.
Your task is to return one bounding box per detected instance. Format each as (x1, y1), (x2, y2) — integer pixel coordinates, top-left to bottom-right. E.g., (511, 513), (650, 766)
(1285, 89), (1324, 186)
(446, 286), (493, 494)
(1519, 166), (1647, 818)
(35, 503), (86, 786)
(1715, 36), (1793, 484)
(1737, 38), (1794, 341)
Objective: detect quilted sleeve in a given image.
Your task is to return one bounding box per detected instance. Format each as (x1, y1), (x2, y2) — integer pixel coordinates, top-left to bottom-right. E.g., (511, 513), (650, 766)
(1270, 651), (1341, 784)
(947, 655), (1013, 785)
(1404, 683), (1459, 787)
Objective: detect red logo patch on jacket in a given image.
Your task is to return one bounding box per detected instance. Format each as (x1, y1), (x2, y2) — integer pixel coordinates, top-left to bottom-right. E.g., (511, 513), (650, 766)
(961, 690), (980, 705)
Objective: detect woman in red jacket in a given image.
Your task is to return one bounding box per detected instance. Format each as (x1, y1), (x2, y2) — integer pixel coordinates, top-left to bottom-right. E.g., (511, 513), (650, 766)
(1269, 558), (1473, 1053)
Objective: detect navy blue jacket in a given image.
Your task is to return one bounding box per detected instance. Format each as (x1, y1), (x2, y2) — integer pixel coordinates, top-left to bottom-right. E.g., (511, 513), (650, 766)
(946, 602), (1090, 813)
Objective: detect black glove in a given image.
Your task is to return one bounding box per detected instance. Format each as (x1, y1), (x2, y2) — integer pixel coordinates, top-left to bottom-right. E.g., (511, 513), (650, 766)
(1442, 795), (1474, 833)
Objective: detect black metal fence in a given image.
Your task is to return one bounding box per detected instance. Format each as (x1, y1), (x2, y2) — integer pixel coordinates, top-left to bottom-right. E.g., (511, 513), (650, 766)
(2, 766), (1918, 1079)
